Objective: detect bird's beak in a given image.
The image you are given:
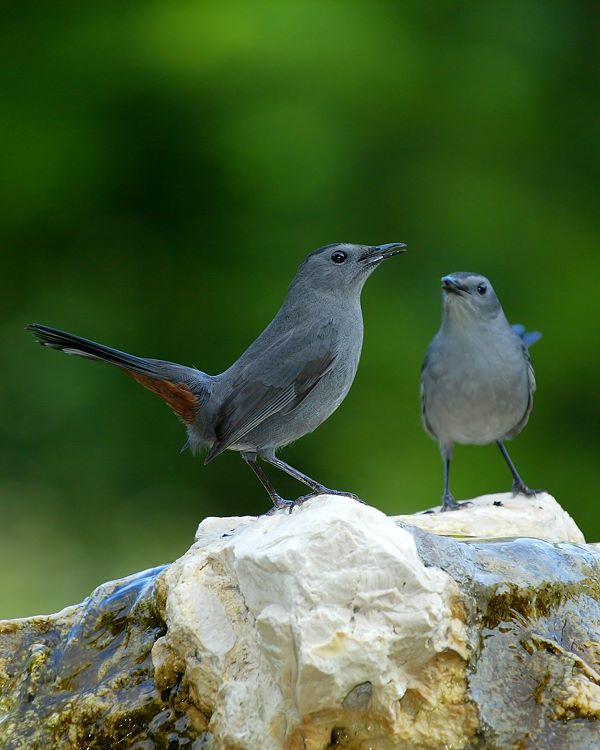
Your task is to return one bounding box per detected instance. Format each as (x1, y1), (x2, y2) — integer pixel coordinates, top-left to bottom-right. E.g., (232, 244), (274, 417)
(441, 275), (468, 295)
(359, 243), (407, 264)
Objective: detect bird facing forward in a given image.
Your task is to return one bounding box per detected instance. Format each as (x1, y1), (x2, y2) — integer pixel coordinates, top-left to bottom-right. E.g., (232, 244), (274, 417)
(421, 272), (540, 511)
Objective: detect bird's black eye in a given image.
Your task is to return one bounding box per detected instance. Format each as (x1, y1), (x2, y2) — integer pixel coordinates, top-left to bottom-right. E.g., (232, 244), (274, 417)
(477, 283), (487, 296)
(331, 250), (347, 264)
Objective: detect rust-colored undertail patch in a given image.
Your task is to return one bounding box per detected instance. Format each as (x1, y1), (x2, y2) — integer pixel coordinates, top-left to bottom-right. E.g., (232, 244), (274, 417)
(122, 370), (199, 424)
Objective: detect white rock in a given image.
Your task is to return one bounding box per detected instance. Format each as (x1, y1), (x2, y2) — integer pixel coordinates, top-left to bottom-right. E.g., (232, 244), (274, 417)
(152, 491), (586, 749)
(398, 492), (585, 544)
(152, 496), (470, 750)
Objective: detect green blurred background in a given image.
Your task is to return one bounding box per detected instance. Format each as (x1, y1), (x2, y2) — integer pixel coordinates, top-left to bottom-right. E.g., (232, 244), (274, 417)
(1, 1), (598, 617)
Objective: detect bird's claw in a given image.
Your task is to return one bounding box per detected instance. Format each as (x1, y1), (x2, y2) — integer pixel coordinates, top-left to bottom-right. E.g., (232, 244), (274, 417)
(264, 496), (298, 516)
(266, 494), (317, 515)
(441, 495), (472, 513)
(265, 488), (365, 516)
(296, 489), (365, 506)
(311, 488), (366, 504)
(511, 482), (539, 498)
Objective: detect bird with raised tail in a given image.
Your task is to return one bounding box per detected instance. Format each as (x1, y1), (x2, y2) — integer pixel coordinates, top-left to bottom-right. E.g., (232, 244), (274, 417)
(28, 242), (406, 512)
(421, 272), (541, 511)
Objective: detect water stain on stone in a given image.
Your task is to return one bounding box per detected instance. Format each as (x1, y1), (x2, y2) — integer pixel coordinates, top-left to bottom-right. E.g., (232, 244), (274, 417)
(0, 565), (199, 749)
(2, 531), (600, 749)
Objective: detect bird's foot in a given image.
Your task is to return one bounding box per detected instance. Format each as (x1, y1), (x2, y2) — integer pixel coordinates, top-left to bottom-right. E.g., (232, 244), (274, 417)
(309, 487), (366, 505)
(265, 489), (366, 516)
(511, 481), (540, 498)
(264, 496), (301, 516)
(292, 488), (367, 507)
(441, 493), (471, 513)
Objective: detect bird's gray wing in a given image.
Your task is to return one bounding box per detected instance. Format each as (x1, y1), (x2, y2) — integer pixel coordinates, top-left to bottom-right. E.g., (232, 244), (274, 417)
(506, 344), (537, 438)
(205, 322), (338, 461)
(420, 351), (437, 440)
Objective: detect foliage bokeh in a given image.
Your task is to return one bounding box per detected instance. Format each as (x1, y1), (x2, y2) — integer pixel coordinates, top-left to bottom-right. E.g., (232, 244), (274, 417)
(1, 1), (598, 616)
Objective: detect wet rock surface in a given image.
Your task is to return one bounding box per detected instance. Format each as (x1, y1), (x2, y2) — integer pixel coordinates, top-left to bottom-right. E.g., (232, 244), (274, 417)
(0, 566), (203, 749)
(0, 495), (598, 750)
(411, 530), (600, 749)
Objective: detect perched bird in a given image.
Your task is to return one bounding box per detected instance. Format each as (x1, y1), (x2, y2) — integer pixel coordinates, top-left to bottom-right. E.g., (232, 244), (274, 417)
(421, 272), (540, 511)
(28, 242), (405, 512)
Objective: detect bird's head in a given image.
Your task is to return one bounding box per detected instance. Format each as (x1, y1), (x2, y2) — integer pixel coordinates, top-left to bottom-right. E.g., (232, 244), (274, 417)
(292, 242), (406, 296)
(441, 272), (503, 322)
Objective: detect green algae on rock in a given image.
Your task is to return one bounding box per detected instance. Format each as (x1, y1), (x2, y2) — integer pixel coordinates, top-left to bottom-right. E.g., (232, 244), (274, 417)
(1, 495), (598, 750)
(0, 566), (205, 749)
(410, 530), (600, 750)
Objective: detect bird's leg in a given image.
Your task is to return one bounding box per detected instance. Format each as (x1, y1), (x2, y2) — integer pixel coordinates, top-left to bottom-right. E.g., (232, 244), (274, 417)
(261, 453), (363, 504)
(441, 455), (461, 511)
(438, 447), (471, 512)
(496, 441), (536, 497)
(241, 453), (296, 514)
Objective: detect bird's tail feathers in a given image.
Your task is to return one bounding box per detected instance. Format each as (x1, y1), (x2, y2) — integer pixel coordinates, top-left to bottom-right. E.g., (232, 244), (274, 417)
(511, 323), (542, 348)
(28, 324), (159, 375)
(27, 323), (207, 424)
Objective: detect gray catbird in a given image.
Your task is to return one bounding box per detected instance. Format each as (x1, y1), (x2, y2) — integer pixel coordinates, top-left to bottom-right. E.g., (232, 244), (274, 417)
(28, 242), (405, 511)
(421, 272), (540, 511)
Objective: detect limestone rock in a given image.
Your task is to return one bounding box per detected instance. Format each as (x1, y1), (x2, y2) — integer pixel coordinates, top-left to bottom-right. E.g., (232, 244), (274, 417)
(153, 498), (474, 750)
(399, 491), (585, 543)
(0, 493), (598, 750)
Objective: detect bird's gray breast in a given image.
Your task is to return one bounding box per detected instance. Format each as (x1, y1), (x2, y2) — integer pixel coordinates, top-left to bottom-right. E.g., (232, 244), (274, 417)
(251, 314), (364, 449)
(422, 329), (531, 446)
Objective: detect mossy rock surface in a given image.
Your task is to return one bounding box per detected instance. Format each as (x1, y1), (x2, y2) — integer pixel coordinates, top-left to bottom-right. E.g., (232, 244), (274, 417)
(1, 522), (599, 749)
(0, 566), (206, 749)
(411, 530), (600, 749)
